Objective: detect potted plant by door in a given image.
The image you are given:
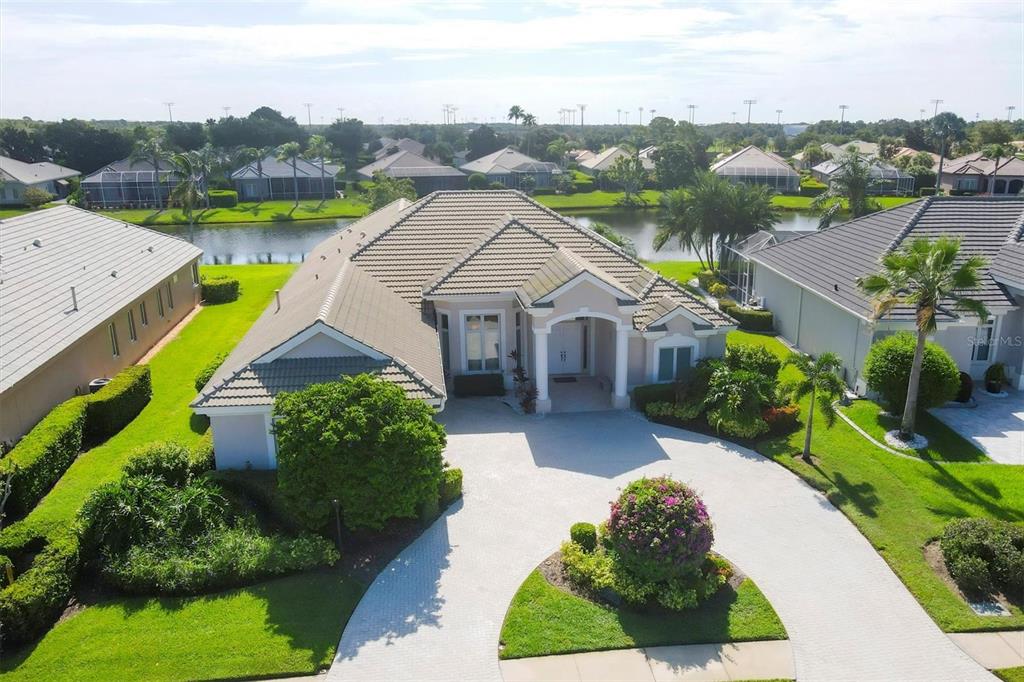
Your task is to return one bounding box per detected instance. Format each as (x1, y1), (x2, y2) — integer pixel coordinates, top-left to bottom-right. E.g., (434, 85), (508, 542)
(984, 363), (1007, 395)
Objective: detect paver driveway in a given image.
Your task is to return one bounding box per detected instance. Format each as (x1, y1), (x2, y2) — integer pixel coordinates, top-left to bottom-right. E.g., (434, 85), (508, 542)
(329, 400), (992, 682)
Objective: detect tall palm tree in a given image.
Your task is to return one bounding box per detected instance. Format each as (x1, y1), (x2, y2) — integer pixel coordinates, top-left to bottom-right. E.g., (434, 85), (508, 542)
(655, 188), (707, 270)
(193, 144), (219, 209)
(305, 134), (334, 202)
(275, 141), (303, 207)
(812, 150), (878, 229)
(983, 143), (1009, 194)
(169, 152), (203, 242)
(520, 113), (537, 155)
(129, 134), (170, 209)
(858, 237), (987, 440)
(783, 352), (845, 461)
(507, 105), (524, 126)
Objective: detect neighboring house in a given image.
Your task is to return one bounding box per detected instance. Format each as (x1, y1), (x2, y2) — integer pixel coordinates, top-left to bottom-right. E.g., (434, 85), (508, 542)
(748, 197), (1024, 391)
(81, 158), (179, 209)
(579, 146), (655, 176)
(193, 190), (735, 469)
(892, 146), (940, 164)
(937, 152), (1024, 195)
(638, 145), (658, 164)
(568, 149), (596, 164)
(374, 137), (427, 161)
(811, 156), (915, 195)
(460, 147), (562, 189)
(357, 150), (467, 195)
(722, 229), (816, 304)
(711, 146), (800, 192)
(230, 155), (341, 201)
(0, 206), (202, 443)
(791, 141), (877, 170)
(0, 155), (80, 206)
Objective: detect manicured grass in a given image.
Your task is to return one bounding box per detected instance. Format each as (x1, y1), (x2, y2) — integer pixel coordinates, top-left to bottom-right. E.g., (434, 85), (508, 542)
(0, 203), (59, 219)
(841, 400), (989, 463)
(0, 568), (364, 681)
(644, 260), (704, 285)
(1, 264), (295, 543)
(739, 333), (1024, 632)
(995, 667), (1024, 682)
(770, 195), (918, 211)
(499, 570), (786, 660)
(99, 198), (370, 226)
(535, 190), (663, 211)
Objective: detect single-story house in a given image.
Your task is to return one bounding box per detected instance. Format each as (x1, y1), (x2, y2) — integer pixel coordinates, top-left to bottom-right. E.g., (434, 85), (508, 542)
(0, 155), (80, 206)
(357, 150), (467, 195)
(938, 152), (1024, 196)
(748, 196), (1024, 392)
(811, 156), (915, 195)
(791, 141), (878, 170)
(459, 147), (562, 190)
(374, 137), (427, 160)
(81, 158), (180, 209)
(579, 146), (655, 176)
(722, 229), (816, 304)
(892, 147), (940, 164)
(568, 149), (596, 164)
(711, 146), (800, 192)
(638, 145), (658, 163)
(230, 155), (341, 201)
(192, 190), (735, 469)
(0, 206), (202, 444)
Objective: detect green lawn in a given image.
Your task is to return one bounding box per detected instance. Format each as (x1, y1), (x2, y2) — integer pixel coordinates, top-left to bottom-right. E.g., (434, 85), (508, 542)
(99, 198), (370, 226)
(737, 333), (1024, 632)
(995, 667), (1024, 682)
(1, 569), (363, 681)
(841, 400), (989, 463)
(499, 571), (785, 660)
(770, 195), (918, 211)
(0, 203), (59, 219)
(535, 190), (663, 211)
(645, 260), (704, 284)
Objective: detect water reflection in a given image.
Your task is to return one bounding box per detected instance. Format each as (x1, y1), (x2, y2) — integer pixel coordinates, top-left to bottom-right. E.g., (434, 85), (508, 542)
(156, 218), (353, 265)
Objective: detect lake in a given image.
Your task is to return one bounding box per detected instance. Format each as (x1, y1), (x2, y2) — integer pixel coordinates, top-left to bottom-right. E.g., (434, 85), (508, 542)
(157, 209), (832, 265)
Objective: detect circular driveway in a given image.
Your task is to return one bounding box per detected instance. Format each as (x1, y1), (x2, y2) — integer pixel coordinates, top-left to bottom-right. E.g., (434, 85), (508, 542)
(328, 400), (992, 681)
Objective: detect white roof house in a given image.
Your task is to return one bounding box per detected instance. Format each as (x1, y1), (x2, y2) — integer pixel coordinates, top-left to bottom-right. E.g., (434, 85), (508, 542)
(579, 147), (655, 175)
(711, 146), (800, 192)
(0, 155), (80, 205)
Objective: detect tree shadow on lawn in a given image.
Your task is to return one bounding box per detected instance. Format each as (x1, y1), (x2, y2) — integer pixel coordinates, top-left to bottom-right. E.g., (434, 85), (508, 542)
(922, 461), (1024, 523)
(613, 581), (742, 649)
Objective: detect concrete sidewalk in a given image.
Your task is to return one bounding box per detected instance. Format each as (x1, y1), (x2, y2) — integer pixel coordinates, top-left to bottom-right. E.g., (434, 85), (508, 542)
(499, 640), (794, 682)
(950, 631), (1024, 670)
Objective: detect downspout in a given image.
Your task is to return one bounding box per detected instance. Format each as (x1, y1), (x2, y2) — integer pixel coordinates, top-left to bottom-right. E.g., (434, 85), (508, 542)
(795, 287), (804, 347)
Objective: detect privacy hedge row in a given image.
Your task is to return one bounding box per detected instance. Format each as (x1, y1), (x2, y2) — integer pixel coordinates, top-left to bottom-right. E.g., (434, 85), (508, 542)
(0, 530), (81, 646)
(719, 301), (774, 332)
(452, 373), (505, 397)
(85, 365), (152, 445)
(0, 396), (88, 518)
(201, 275), (240, 304)
(630, 383), (676, 412)
(208, 189), (238, 208)
(194, 351), (228, 392)
(941, 518), (1024, 597)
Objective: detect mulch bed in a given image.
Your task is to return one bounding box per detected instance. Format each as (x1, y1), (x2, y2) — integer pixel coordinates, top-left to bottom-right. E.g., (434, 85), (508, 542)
(923, 540), (1017, 614)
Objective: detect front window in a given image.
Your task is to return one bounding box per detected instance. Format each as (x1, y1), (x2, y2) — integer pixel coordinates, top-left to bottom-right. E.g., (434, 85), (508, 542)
(465, 313), (501, 372)
(127, 310), (137, 342)
(972, 321), (995, 362)
(139, 301), (148, 326)
(109, 322), (120, 357)
(957, 177), (978, 191)
(657, 346), (693, 382)
(191, 262), (200, 285)
(157, 288), (165, 318)
(166, 282), (174, 310)
(438, 312), (451, 376)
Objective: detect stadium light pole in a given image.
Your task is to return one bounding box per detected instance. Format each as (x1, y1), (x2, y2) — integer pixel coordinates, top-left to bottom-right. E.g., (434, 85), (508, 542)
(776, 109), (783, 125)
(337, 107), (344, 122)
(1008, 105), (1016, 121)
(743, 99), (756, 124)
(578, 103), (586, 128)
(163, 102), (174, 122)
(838, 104), (849, 134)
(303, 103), (313, 128)
(930, 98), (943, 117)
(687, 104), (697, 124)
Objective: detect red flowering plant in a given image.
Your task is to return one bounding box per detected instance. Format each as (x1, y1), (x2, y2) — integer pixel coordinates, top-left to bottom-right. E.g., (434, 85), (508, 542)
(606, 476), (714, 582)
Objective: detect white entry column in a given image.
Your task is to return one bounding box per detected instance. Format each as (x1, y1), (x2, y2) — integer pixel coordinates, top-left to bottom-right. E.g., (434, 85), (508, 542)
(534, 328), (552, 413)
(613, 327), (629, 409)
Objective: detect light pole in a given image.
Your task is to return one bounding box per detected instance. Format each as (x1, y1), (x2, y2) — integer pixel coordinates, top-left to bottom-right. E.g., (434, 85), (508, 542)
(919, 108), (926, 120)
(337, 106), (344, 122)
(731, 111), (736, 123)
(616, 109), (621, 125)
(623, 111), (629, 125)
(638, 106), (644, 125)
(743, 99), (756, 124)
(776, 109), (783, 125)
(578, 103), (586, 127)
(838, 104), (849, 134)
(1008, 105), (1017, 121)
(163, 101), (174, 122)
(303, 103), (313, 128)
(687, 104), (697, 124)
(930, 98), (943, 118)
(222, 106), (231, 118)
(649, 108), (656, 122)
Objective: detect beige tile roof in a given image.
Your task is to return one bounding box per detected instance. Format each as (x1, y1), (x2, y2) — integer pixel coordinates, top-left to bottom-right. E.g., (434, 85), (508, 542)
(634, 277), (735, 330)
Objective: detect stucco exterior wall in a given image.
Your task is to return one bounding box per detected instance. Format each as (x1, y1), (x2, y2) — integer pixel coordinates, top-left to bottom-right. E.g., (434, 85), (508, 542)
(210, 411), (274, 470)
(995, 304), (1024, 387)
(0, 260), (199, 444)
(433, 298), (522, 387)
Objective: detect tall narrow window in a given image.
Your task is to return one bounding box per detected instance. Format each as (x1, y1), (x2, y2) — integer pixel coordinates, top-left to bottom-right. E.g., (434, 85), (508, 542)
(514, 312), (525, 368)
(464, 313), (501, 371)
(127, 310), (138, 342)
(166, 282), (174, 310)
(972, 321), (995, 362)
(438, 312), (451, 375)
(109, 322), (120, 357)
(191, 262), (200, 285)
(139, 301), (149, 326)
(157, 289), (165, 317)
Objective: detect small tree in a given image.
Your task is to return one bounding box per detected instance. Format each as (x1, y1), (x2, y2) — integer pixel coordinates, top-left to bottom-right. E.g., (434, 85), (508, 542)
(367, 170), (417, 209)
(169, 151), (203, 241)
(468, 172), (488, 190)
(22, 186), (53, 209)
(812, 150), (879, 228)
(862, 333), (961, 417)
(604, 153), (647, 206)
(783, 352), (845, 461)
(274, 374), (446, 531)
(800, 143), (829, 168)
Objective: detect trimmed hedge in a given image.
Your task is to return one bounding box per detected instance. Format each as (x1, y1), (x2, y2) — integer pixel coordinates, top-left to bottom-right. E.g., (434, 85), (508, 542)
(85, 365), (152, 445)
(570, 522), (597, 552)
(452, 373), (505, 397)
(0, 530), (81, 646)
(721, 303), (774, 332)
(941, 518), (1024, 597)
(200, 275), (240, 304)
(0, 397), (88, 518)
(863, 333), (959, 413)
(631, 383), (676, 412)
(440, 467), (463, 506)
(195, 351), (228, 392)
(208, 189), (238, 208)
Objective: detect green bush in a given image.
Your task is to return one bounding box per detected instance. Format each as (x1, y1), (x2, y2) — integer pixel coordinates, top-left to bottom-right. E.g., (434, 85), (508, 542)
(467, 173), (488, 190)
(631, 383), (676, 412)
(645, 400), (704, 423)
(726, 307), (774, 332)
(208, 470), (302, 532)
(708, 282), (728, 298)
(863, 333), (959, 413)
(122, 441), (209, 486)
(696, 270), (719, 291)
(799, 178), (828, 197)
(440, 467), (463, 506)
(919, 187), (936, 197)
(725, 344), (782, 379)
(984, 362), (1008, 391)
(194, 351), (228, 392)
(274, 374), (447, 531)
(200, 275), (240, 304)
(946, 553), (993, 595)
(85, 365), (152, 445)
(763, 404), (801, 434)
(0, 397), (88, 518)
(452, 373), (505, 397)
(940, 518), (1024, 597)
(208, 189), (238, 208)
(570, 522), (597, 552)
(0, 530), (80, 645)
(705, 365), (774, 439)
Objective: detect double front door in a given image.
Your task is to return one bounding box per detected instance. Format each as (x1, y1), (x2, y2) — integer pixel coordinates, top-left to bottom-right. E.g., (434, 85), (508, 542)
(548, 321), (583, 374)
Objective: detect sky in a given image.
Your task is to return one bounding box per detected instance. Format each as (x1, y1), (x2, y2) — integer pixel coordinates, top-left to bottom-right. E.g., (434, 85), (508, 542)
(1, 0), (1021, 126)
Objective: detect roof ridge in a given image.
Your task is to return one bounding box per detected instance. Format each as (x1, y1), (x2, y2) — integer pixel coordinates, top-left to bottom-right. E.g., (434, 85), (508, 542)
(318, 257), (351, 322)
(885, 195), (934, 253)
(389, 355), (443, 399)
(350, 191), (439, 258)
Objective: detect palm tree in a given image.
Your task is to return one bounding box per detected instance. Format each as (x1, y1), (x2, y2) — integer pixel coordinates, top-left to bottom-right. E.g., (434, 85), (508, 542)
(507, 105), (524, 126)
(129, 134), (170, 209)
(169, 152), (203, 242)
(520, 113), (537, 155)
(858, 237), (988, 441)
(783, 352), (845, 461)
(812, 150), (878, 229)
(275, 141), (303, 207)
(234, 145), (275, 201)
(305, 134), (334, 202)
(983, 143), (1009, 194)
(194, 144), (219, 209)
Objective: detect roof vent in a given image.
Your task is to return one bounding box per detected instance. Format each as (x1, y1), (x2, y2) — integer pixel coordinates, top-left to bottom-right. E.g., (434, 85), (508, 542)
(147, 246), (154, 253)
(32, 239), (42, 247)
(111, 270), (118, 278)
(834, 283), (840, 292)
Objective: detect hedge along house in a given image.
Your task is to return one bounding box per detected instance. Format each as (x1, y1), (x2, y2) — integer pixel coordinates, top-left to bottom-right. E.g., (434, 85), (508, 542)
(357, 150), (468, 195)
(710, 146), (800, 193)
(459, 147), (562, 190)
(192, 191), (734, 470)
(937, 152), (1024, 196)
(0, 206), (202, 444)
(747, 197), (1024, 392)
(811, 156), (915, 195)
(81, 158), (181, 209)
(230, 154), (341, 201)
(0, 155), (80, 206)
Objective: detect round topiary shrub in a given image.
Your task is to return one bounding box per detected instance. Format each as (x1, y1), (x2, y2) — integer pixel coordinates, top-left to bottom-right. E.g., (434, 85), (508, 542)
(863, 332), (959, 413)
(570, 522), (597, 552)
(606, 477), (713, 582)
(467, 173), (488, 190)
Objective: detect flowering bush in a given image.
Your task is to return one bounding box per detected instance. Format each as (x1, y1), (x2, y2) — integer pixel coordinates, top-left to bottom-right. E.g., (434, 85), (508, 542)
(606, 477), (714, 582)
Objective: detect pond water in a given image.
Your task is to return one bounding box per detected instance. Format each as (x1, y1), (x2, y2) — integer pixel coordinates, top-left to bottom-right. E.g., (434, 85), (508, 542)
(156, 209), (833, 265)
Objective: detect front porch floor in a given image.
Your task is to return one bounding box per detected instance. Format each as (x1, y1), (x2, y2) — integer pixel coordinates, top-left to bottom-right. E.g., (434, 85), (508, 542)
(547, 375), (614, 413)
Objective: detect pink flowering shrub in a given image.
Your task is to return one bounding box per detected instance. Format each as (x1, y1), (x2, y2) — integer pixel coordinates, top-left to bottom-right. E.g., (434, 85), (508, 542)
(606, 476), (713, 582)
